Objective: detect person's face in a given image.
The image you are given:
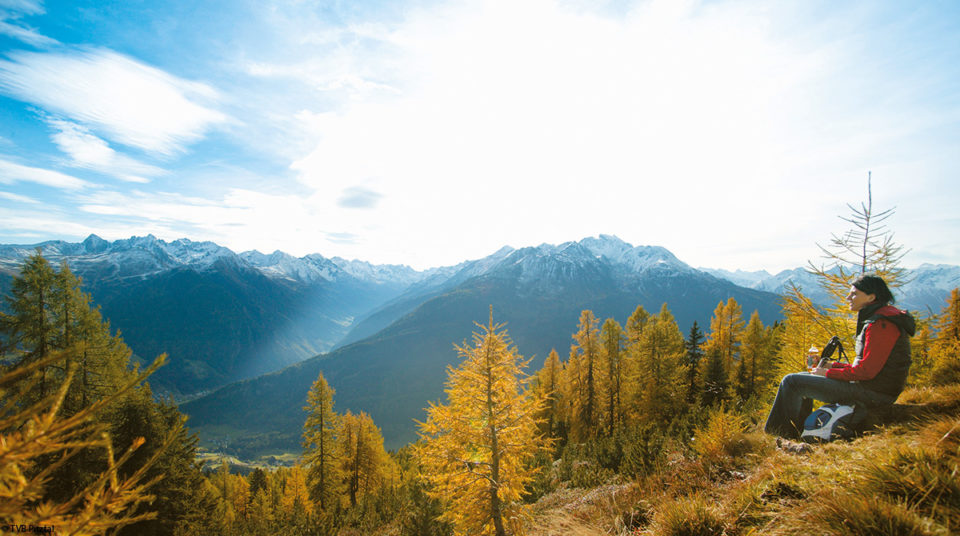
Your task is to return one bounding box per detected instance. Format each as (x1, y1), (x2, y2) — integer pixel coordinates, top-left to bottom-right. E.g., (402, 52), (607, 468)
(846, 285), (876, 312)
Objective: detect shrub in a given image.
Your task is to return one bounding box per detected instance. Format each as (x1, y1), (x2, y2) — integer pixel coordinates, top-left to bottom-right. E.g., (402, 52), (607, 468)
(647, 494), (727, 536)
(690, 409), (757, 463)
(797, 494), (937, 536)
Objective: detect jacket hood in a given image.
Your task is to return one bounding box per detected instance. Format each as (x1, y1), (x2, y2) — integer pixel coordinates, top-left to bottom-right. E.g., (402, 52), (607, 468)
(871, 304), (917, 337)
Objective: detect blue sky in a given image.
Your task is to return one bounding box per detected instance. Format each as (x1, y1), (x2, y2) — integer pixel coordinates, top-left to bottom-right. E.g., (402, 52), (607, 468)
(0, 0), (958, 271)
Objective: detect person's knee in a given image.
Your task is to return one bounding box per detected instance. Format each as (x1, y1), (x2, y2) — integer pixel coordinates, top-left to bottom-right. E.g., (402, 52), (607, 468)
(780, 373), (802, 389)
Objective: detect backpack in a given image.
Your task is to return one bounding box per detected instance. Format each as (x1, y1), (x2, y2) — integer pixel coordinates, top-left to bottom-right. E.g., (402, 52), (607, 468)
(800, 403), (867, 443)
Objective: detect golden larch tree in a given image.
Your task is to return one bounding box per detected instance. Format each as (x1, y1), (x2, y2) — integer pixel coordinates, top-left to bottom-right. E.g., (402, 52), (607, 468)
(280, 465), (314, 518)
(600, 317), (625, 435)
(533, 348), (563, 439)
(928, 288), (960, 385)
(302, 371), (343, 511)
(705, 297), (745, 374)
(634, 303), (687, 425)
(568, 310), (602, 440)
(417, 313), (549, 536)
(338, 410), (391, 508)
(734, 311), (778, 401)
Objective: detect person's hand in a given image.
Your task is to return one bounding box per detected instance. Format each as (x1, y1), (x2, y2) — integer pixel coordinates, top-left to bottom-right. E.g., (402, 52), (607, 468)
(810, 365), (830, 377)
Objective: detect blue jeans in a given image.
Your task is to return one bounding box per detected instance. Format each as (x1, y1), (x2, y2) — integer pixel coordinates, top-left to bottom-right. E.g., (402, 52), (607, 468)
(764, 373), (896, 439)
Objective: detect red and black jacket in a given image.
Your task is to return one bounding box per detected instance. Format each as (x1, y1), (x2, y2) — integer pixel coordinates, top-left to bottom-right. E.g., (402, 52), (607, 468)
(825, 303), (915, 398)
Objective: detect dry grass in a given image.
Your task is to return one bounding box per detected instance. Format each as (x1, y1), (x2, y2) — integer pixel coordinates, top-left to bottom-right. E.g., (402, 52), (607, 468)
(527, 383), (960, 536)
(528, 482), (644, 536)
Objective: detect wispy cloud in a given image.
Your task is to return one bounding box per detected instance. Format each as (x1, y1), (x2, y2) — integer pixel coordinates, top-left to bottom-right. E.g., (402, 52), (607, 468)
(0, 190), (40, 204)
(0, 0), (58, 47)
(326, 232), (361, 245)
(46, 118), (164, 183)
(0, 158), (91, 190)
(337, 186), (382, 209)
(0, 48), (228, 155)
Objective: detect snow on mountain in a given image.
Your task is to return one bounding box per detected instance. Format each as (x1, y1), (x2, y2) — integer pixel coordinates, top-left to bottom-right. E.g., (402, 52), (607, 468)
(501, 241), (602, 288)
(404, 245), (517, 291)
(329, 257), (427, 286)
(449, 235), (700, 292)
(5, 234), (957, 313)
(239, 250), (344, 283)
(908, 264), (960, 290)
(703, 263), (960, 313)
(901, 264), (960, 312)
(0, 234), (240, 279)
(523, 234), (693, 275)
(698, 267), (773, 288)
(162, 237), (238, 267)
(580, 234), (692, 273)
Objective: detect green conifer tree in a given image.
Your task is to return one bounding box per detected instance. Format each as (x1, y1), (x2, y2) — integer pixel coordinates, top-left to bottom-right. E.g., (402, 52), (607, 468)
(701, 346), (728, 407)
(684, 321), (705, 404)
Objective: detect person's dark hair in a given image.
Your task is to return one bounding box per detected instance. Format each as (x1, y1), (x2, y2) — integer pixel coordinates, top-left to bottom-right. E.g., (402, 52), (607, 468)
(852, 274), (895, 305)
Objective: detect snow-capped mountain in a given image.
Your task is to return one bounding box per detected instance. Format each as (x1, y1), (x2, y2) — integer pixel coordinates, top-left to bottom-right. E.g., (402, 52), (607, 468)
(5, 233), (957, 405)
(580, 234), (693, 273)
(701, 264), (960, 313)
(239, 250), (343, 284)
(901, 264), (960, 313)
(183, 233), (785, 453)
(329, 257), (430, 287)
(0, 234), (240, 280)
(0, 235), (424, 398)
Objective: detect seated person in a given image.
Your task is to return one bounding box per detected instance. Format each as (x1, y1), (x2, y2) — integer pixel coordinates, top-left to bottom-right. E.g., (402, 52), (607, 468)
(764, 274), (915, 439)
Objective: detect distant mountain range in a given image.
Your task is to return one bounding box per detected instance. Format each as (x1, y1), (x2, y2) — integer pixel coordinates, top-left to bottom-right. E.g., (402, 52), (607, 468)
(0, 234), (422, 397)
(179, 236), (784, 454)
(2, 234), (957, 455)
(700, 264), (960, 313)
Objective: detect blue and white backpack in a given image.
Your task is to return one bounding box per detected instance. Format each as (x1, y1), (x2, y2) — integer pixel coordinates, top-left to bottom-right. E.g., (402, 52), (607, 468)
(801, 403), (867, 443)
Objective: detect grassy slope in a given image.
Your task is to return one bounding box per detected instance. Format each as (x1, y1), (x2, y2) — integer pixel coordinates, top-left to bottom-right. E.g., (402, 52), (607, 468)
(527, 383), (960, 536)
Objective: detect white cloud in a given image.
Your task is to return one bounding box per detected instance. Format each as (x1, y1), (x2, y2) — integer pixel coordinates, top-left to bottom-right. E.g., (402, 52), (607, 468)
(0, 158), (91, 190)
(46, 118), (164, 183)
(285, 0), (832, 268)
(0, 190), (40, 204)
(0, 48), (228, 155)
(0, 19), (57, 47)
(271, 0), (960, 270)
(0, 0), (57, 47)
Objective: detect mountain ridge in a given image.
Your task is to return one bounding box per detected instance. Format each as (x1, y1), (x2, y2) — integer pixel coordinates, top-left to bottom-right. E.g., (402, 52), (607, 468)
(3, 234), (957, 447)
(181, 235), (786, 453)
(0, 234), (419, 397)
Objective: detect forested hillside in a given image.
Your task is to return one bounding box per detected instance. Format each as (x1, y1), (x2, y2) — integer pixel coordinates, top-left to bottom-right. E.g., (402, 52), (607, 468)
(182, 238), (783, 454)
(0, 253), (221, 533)
(182, 194), (960, 535)
(0, 235), (418, 398)
(193, 284), (960, 536)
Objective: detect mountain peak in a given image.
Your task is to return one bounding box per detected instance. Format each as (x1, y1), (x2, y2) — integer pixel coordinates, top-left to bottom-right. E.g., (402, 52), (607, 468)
(81, 234), (109, 254)
(575, 235), (689, 273)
